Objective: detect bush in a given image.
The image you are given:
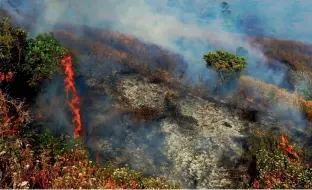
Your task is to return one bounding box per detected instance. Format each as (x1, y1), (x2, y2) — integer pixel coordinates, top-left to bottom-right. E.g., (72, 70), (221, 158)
(203, 50), (247, 93)
(242, 130), (312, 189)
(0, 91), (178, 189)
(203, 50), (247, 74)
(0, 18), (27, 81)
(24, 33), (69, 87)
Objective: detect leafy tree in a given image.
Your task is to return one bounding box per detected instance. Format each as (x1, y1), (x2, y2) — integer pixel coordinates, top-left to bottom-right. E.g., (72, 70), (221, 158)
(24, 33), (69, 87)
(0, 17), (27, 80)
(0, 17), (72, 100)
(203, 50), (247, 93)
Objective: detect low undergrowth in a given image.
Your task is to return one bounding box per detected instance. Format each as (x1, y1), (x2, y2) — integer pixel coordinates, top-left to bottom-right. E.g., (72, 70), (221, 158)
(237, 130), (312, 189)
(0, 91), (179, 189)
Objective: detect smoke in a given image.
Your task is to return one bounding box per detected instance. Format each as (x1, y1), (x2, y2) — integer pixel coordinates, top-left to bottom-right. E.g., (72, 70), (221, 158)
(3, 0), (312, 187)
(2, 0), (310, 79)
(34, 75), (74, 135)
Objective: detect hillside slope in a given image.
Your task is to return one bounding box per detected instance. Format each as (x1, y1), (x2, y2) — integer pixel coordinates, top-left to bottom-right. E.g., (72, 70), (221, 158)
(3, 8), (312, 188)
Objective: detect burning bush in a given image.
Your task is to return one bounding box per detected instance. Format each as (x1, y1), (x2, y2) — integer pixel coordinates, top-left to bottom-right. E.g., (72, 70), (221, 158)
(0, 17), (69, 88)
(238, 75), (312, 120)
(0, 91), (178, 188)
(241, 130), (312, 189)
(0, 17), (74, 103)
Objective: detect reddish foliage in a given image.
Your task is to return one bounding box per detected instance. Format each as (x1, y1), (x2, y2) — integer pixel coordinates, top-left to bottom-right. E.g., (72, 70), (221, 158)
(132, 180), (137, 189)
(278, 135), (300, 163)
(253, 179), (260, 189)
(0, 72), (13, 82)
(0, 90), (28, 137)
(248, 36), (312, 72)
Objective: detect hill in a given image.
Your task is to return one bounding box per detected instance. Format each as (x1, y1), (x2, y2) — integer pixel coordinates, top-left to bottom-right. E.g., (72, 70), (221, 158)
(1, 8), (312, 189)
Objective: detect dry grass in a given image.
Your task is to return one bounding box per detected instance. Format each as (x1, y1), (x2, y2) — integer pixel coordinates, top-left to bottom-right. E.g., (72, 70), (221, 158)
(239, 75), (312, 119)
(248, 37), (312, 72)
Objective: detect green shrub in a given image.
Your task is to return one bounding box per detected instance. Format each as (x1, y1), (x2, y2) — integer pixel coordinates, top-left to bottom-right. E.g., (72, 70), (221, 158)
(25, 33), (69, 87)
(23, 129), (76, 158)
(203, 50), (247, 73)
(203, 50), (247, 92)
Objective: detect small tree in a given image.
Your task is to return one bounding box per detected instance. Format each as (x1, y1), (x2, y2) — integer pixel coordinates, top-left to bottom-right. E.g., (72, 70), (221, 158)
(203, 50), (247, 93)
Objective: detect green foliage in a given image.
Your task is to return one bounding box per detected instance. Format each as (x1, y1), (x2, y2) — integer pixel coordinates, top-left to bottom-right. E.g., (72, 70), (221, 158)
(23, 129), (76, 158)
(203, 50), (247, 73)
(25, 33), (68, 87)
(0, 17), (27, 74)
(0, 17), (71, 94)
(0, 91), (178, 188)
(203, 50), (247, 93)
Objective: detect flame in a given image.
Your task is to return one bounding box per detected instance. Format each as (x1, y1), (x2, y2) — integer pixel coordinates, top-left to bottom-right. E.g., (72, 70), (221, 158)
(0, 72), (13, 82)
(279, 135), (299, 163)
(61, 56), (82, 139)
(245, 96), (275, 116)
(246, 97), (254, 103)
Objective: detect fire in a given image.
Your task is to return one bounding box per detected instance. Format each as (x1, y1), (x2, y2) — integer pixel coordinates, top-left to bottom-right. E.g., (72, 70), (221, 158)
(0, 72), (13, 82)
(61, 56), (82, 139)
(245, 96), (275, 116)
(246, 97), (254, 103)
(279, 135), (299, 163)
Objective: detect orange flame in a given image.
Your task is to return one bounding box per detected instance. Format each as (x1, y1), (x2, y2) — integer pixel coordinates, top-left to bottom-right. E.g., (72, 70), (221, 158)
(0, 72), (13, 82)
(279, 135), (299, 163)
(61, 56), (82, 139)
(245, 96), (275, 116)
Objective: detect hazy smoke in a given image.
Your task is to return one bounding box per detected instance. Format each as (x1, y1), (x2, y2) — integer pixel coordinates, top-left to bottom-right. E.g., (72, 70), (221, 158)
(2, 0), (312, 187)
(3, 0), (311, 83)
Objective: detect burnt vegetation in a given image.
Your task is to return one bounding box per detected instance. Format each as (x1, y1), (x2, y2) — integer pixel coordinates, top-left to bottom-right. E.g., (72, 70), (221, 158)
(0, 16), (179, 189)
(1, 4), (312, 189)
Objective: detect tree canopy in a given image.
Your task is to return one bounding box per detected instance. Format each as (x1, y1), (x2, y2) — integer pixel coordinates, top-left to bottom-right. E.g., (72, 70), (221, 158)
(203, 50), (247, 94)
(203, 50), (247, 73)
(0, 17), (71, 101)
(25, 33), (68, 87)
(0, 17), (70, 88)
